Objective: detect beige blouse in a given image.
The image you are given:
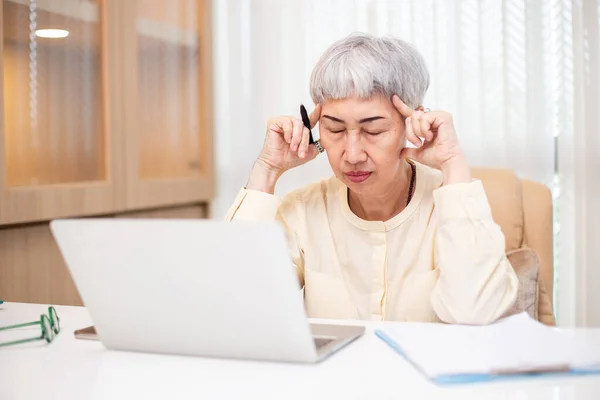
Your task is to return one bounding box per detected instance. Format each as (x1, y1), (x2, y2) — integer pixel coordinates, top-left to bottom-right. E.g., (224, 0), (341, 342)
(224, 160), (518, 325)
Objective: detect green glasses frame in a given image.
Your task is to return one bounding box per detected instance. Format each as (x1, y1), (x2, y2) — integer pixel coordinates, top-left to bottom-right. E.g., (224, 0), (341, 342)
(0, 306), (61, 347)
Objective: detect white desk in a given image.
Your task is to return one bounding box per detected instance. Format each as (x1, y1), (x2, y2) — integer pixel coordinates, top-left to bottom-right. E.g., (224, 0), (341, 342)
(1, 302), (599, 400)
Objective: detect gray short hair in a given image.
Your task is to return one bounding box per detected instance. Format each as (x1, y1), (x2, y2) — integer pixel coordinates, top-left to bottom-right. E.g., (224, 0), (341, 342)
(309, 32), (430, 109)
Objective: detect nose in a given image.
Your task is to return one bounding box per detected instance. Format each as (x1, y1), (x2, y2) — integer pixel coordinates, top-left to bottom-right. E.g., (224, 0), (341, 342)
(343, 132), (368, 165)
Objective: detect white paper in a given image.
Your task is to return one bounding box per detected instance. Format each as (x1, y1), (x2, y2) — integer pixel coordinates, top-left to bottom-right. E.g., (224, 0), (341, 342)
(379, 313), (584, 378)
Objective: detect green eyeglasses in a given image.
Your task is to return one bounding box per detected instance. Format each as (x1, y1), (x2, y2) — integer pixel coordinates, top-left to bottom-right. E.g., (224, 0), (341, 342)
(0, 306), (60, 347)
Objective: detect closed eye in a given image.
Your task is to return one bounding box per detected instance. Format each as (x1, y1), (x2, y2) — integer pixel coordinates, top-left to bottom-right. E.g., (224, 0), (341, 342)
(330, 129), (345, 133)
(364, 131), (383, 136)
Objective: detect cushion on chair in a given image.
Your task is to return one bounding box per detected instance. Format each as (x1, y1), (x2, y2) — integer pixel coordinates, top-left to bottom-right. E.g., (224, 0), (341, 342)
(503, 247), (539, 320)
(502, 247), (555, 326)
(520, 178), (555, 306)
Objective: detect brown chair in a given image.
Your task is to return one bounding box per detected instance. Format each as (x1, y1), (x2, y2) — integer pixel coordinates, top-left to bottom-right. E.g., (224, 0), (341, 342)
(471, 167), (556, 325)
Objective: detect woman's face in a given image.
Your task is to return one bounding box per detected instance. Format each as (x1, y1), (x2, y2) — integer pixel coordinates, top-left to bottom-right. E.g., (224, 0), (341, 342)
(318, 93), (407, 196)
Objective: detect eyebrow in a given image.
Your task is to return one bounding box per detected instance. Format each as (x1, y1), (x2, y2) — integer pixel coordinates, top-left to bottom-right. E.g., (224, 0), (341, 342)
(322, 115), (385, 124)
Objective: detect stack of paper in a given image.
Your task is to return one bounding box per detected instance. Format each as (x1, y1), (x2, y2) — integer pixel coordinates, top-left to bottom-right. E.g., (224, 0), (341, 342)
(375, 313), (600, 384)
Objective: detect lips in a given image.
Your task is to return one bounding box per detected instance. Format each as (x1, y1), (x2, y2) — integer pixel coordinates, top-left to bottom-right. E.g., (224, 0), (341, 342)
(345, 171), (372, 183)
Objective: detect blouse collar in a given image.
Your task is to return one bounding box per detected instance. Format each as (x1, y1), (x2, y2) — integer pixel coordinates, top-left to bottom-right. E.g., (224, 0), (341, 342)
(339, 159), (427, 232)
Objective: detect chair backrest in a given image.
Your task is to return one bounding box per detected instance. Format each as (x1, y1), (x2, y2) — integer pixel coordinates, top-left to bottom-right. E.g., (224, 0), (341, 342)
(471, 167), (554, 306)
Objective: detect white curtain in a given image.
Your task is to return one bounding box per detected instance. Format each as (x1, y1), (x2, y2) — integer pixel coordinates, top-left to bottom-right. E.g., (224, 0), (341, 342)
(212, 0), (600, 326)
(556, 0), (600, 327)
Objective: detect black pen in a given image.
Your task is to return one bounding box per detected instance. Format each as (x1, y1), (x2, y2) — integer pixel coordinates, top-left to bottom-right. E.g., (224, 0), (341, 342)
(300, 104), (324, 153)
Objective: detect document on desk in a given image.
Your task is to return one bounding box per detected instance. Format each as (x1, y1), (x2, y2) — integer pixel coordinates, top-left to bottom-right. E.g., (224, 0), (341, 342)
(375, 312), (600, 384)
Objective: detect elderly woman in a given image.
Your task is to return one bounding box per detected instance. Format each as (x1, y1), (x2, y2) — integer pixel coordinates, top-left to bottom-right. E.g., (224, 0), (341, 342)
(225, 32), (518, 325)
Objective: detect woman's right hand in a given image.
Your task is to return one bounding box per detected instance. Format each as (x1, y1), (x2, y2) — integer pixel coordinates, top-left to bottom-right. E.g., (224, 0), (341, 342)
(257, 104), (322, 173)
(247, 105), (322, 194)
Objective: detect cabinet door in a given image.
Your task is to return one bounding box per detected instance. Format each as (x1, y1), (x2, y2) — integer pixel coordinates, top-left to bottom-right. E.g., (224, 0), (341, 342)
(0, 0), (124, 224)
(120, 0), (214, 210)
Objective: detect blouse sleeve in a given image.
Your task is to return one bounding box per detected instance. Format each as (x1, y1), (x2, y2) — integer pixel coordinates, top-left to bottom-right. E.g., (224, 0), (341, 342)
(430, 180), (519, 324)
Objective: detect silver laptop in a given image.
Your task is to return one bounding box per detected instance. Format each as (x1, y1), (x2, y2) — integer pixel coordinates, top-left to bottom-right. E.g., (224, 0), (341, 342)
(50, 218), (364, 363)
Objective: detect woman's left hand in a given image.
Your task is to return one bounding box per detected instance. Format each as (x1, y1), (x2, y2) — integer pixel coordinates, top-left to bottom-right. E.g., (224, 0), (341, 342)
(392, 95), (471, 184)
(392, 94), (463, 169)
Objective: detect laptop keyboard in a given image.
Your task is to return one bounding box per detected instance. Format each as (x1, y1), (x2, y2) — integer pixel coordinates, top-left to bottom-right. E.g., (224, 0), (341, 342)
(314, 337), (335, 349)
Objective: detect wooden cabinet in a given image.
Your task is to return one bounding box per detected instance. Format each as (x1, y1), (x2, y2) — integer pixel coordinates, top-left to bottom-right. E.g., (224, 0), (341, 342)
(0, 203), (208, 306)
(0, 0), (214, 225)
(122, 0), (214, 210)
(0, 0), (213, 305)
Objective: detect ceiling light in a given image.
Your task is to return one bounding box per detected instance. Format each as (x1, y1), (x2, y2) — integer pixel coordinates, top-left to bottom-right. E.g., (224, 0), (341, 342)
(35, 29), (69, 39)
